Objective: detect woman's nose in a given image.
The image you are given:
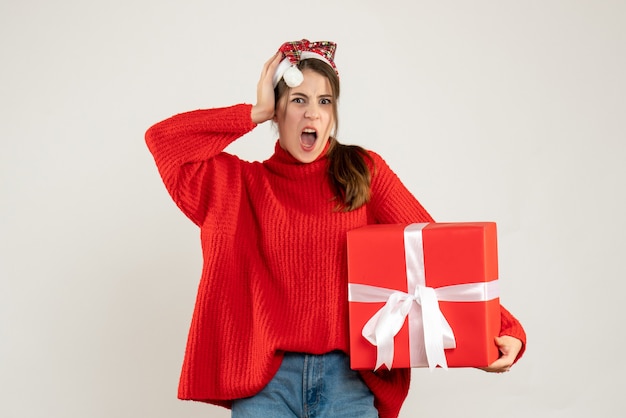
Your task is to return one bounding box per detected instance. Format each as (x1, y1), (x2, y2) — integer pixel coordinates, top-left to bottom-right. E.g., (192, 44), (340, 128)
(304, 106), (319, 119)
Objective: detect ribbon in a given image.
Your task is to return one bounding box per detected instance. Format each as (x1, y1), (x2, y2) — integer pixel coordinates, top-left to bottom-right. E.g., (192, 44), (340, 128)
(348, 223), (500, 371)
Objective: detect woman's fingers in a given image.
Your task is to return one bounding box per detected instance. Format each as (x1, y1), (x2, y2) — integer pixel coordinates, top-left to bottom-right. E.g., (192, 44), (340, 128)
(252, 52), (283, 124)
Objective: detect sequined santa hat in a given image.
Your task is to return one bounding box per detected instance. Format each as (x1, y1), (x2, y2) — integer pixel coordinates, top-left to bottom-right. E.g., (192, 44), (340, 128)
(272, 39), (338, 88)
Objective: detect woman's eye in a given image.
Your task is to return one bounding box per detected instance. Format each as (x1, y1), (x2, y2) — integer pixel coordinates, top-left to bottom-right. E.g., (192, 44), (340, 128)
(320, 98), (332, 105)
(292, 97), (305, 104)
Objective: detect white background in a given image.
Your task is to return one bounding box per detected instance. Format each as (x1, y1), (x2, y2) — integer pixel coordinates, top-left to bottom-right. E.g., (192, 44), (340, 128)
(1, 1), (624, 417)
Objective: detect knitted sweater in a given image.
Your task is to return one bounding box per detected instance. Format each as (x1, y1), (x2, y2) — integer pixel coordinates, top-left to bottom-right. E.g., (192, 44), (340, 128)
(145, 103), (526, 418)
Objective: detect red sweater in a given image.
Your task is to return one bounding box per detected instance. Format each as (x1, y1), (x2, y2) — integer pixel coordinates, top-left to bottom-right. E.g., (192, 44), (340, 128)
(145, 103), (526, 418)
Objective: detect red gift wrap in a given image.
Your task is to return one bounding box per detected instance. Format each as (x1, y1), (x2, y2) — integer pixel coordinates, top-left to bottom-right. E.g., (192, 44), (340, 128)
(347, 222), (501, 370)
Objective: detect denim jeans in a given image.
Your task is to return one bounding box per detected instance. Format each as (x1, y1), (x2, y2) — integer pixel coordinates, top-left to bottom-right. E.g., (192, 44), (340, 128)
(231, 351), (378, 417)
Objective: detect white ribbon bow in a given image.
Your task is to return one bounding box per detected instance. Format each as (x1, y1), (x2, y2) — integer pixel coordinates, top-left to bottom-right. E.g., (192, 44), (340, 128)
(348, 223), (499, 371)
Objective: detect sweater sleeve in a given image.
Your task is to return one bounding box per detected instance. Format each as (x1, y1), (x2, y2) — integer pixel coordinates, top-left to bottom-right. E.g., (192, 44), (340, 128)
(145, 104), (257, 226)
(499, 304), (527, 362)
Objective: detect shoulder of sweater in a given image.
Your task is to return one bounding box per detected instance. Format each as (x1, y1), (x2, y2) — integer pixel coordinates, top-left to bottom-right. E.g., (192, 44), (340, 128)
(363, 149), (396, 176)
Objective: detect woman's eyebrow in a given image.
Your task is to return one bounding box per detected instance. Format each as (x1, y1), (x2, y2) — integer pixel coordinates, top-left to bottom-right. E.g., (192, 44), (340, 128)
(290, 92), (333, 98)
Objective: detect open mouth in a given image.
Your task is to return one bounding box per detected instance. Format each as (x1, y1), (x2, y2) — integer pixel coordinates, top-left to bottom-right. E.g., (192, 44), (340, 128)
(300, 128), (317, 149)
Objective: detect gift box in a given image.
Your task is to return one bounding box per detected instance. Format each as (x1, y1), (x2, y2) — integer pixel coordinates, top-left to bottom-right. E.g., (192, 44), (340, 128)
(347, 222), (501, 370)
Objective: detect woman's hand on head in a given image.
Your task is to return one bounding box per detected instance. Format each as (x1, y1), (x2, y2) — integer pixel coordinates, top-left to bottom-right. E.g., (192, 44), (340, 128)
(251, 52), (282, 124)
(479, 336), (523, 373)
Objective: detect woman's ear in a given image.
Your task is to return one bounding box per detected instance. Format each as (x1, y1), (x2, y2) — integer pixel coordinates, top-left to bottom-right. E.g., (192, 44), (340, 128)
(272, 101), (282, 123)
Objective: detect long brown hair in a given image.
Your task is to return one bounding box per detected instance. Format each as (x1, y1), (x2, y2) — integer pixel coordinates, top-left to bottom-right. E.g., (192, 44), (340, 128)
(274, 59), (373, 211)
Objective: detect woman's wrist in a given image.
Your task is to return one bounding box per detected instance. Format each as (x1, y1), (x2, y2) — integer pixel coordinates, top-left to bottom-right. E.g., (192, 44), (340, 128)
(251, 105), (273, 124)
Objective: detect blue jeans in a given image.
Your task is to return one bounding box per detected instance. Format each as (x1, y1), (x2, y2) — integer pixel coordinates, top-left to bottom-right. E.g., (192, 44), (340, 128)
(231, 351), (378, 417)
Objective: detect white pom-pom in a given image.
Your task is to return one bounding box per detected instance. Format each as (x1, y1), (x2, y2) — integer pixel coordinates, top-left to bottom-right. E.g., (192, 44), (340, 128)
(283, 66), (304, 87)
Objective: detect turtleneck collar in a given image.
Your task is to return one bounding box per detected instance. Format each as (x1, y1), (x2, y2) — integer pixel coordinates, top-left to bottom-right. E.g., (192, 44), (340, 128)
(269, 140), (331, 164)
(264, 140), (331, 179)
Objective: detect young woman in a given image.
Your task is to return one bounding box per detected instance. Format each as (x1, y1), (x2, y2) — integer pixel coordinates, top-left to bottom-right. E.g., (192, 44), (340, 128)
(145, 39), (526, 418)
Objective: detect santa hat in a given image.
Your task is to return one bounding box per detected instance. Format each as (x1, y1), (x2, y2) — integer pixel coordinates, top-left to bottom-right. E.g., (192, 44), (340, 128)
(272, 39), (338, 88)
